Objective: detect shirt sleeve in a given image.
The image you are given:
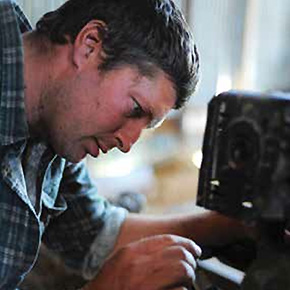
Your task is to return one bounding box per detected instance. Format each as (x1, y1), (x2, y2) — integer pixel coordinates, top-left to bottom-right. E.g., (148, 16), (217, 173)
(42, 160), (128, 280)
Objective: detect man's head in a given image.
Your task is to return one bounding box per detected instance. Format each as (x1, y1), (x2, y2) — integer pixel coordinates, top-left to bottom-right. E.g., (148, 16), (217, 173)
(25, 0), (199, 162)
(36, 0), (199, 109)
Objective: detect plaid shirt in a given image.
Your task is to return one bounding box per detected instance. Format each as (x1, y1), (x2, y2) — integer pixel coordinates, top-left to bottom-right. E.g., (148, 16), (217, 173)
(0, 1), (127, 289)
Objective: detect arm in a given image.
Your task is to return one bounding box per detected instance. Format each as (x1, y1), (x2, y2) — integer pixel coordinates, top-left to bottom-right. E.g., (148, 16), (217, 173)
(114, 207), (247, 251)
(84, 207), (247, 290)
(42, 160), (127, 283)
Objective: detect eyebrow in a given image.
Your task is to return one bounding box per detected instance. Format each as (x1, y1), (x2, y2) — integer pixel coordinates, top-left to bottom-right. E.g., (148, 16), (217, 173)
(146, 106), (167, 129)
(140, 97), (173, 129)
(132, 97), (154, 128)
(145, 107), (155, 129)
(148, 116), (167, 129)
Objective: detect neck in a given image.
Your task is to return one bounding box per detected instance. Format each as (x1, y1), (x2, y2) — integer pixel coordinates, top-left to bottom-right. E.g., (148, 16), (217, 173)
(23, 32), (72, 139)
(23, 31), (51, 137)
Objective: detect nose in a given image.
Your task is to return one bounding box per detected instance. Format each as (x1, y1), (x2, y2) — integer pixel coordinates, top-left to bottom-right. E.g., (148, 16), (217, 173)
(115, 122), (144, 153)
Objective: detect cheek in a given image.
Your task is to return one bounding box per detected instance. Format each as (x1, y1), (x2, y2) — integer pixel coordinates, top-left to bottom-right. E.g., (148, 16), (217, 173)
(94, 101), (128, 133)
(95, 111), (125, 134)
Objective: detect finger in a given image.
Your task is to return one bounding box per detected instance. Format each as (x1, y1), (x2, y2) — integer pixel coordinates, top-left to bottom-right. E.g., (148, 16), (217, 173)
(157, 245), (197, 270)
(167, 260), (196, 289)
(284, 229), (290, 244)
(112, 246), (197, 290)
(144, 257), (196, 289)
(171, 285), (199, 290)
(129, 234), (202, 258)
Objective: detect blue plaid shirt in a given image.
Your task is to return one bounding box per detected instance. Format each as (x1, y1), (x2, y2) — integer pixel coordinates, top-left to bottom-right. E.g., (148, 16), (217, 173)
(0, 1), (127, 289)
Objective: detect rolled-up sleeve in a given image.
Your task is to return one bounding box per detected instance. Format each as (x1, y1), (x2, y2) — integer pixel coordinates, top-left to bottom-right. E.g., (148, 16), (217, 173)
(42, 160), (128, 280)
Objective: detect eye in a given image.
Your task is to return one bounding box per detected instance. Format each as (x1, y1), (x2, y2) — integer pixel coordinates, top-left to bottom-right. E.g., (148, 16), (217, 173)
(128, 97), (146, 119)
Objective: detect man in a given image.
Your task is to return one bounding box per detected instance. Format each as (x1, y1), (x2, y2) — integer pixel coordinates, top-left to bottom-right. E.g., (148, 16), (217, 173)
(0, 0), (246, 289)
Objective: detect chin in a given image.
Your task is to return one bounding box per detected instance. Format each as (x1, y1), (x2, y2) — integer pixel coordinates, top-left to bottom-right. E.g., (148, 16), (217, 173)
(63, 151), (87, 163)
(52, 144), (86, 163)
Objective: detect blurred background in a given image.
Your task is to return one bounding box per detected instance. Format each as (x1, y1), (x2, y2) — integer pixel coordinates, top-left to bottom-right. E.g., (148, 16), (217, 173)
(18, 0), (290, 214)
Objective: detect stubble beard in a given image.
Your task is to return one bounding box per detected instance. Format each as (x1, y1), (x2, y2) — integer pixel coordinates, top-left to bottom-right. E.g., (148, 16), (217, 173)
(35, 84), (77, 162)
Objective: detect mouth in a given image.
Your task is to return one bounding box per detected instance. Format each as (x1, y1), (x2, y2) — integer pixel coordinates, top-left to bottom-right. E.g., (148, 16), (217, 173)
(95, 139), (108, 154)
(83, 138), (100, 158)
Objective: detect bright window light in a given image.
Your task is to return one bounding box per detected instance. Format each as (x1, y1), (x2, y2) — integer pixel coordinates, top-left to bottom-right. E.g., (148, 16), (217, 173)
(216, 74), (232, 95)
(192, 149), (203, 169)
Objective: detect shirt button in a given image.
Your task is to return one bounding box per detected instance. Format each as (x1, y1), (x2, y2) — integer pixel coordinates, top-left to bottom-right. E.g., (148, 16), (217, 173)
(2, 167), (10, 177)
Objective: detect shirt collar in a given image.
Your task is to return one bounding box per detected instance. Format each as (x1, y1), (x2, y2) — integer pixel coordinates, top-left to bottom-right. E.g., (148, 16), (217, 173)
(0, 0), (32, 146)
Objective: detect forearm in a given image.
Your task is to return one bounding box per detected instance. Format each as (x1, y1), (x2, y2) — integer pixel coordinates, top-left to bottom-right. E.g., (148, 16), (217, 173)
(114, 206), (247, 253)
(84, 207), (246, 290)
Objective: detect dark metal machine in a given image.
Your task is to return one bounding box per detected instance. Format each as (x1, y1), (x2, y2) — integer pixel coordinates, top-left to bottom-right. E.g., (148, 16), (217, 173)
(197, 90), (290, 289)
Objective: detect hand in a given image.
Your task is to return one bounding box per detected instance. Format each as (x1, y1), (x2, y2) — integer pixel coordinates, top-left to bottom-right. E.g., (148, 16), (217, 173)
(83, 234), (202, 290)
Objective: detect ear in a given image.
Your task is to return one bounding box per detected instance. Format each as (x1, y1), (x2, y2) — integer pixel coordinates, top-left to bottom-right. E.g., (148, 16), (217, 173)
(72, 20), (106, 69)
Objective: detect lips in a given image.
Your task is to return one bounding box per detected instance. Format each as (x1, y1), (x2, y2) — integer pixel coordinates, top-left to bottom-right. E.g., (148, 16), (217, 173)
(95, 139), (108, 154)
(83, 138), (99, 158)
(88, 145), (100, 158)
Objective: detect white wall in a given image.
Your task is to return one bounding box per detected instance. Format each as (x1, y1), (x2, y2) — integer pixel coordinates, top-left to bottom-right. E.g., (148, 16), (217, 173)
(241, 0), (290, 91)
(16, 0), (65, 27)
(187, 0), (290, 104)
(17, 0), (290, 97)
